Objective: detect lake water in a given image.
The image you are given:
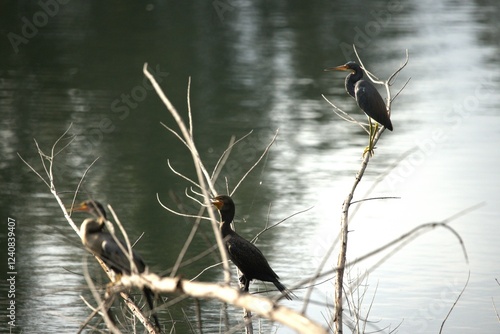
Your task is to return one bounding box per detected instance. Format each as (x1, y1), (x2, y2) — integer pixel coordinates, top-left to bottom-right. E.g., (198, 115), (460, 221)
(1, 1), (499, 333)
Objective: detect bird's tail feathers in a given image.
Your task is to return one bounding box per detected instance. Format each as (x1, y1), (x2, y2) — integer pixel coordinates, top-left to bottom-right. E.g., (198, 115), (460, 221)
(143, 287), (162, 331)
(273, 281), (295, 301)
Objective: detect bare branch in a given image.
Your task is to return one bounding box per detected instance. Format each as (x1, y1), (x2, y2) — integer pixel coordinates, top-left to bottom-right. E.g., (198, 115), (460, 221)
(49, 124), (74, 184)
(350, 196), (400, 205)
(321, 94), (369, 134)
(107, 205), (141, 275)
(492, 297), (500, 324)
(17, 152), (50, 188)
(118, 274), (328, 334)
(185, 188), (205, 207)
(388, 49), (410, 85)
(22, 126), (159, 332)
(326, 47), (412, 334)
(439, 270), (471, 334)
(230, 129), (279, 196)
(81, 256), (121, 334)
(391, 77), (411, 103)
(299, 203), (480, 290)
(353, 45), (382, 85)
(144, 63), (231, 284)
(191, 262), (223, 281)
(169, 205), (207, 278)
(34, 139), (51, 184)
(167, 159), (201, 189)
(69, 157), (100, 219)
(250, 206), (313, 244)
(211, 130), (254, 182)
(187, 76), (193, 136)
(156, 193), (211, 222)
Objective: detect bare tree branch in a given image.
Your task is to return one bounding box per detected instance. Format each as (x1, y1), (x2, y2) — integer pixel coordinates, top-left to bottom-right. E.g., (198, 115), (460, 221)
(230, 129), (279, 196)
(439, 270), (471, 334)
(19, 126), (160, 333)
(117, 274), (328, 334)
(331, 47), (410, 334)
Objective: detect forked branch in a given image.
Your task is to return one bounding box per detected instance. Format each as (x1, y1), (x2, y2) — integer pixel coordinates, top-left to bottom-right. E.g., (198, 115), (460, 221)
(328, 47), (410, 334)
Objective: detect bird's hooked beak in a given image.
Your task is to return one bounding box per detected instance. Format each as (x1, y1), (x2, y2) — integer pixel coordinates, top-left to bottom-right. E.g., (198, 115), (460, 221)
(324, 64), (349, 72)
(69, 202), (90, 214)
(210, 197), (223, 210)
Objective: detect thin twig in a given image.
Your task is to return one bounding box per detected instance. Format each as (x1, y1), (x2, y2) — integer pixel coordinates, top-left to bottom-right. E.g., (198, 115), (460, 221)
(321, 94), (369, 134)
(250, 206), (313, 244)
(439, 270), (471, 334)
(160, 122), (190, 148)
(187, 76), (193, 136)
(388, 49), (410, 85)
(350, 196), (400, 205)
(107, 205), (140, 274)
(167, 159), (201, 189)
(170, 206), (207, 278)
(492, 298), (500, 324)
(230, 129), (279, 196)
(392, 77), (411, 103)
(211, 131), (254, 181)
(69, 157), (100, 218)
(299, 203), (481, 290)
(82, 256), (121, 334)
(156, 193), (211, 222)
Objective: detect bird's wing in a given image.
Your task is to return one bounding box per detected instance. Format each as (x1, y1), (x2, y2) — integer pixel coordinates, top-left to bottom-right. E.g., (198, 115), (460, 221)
(97, 233), (146, 274)
(354, 80), (392, 129)
(226, 234), (279, 281)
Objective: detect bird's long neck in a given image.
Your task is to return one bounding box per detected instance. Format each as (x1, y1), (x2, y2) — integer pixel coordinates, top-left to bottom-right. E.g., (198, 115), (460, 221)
(219, 209), (235, 238)
(80, 218), (104, 246)
(346, 69), (363, 98)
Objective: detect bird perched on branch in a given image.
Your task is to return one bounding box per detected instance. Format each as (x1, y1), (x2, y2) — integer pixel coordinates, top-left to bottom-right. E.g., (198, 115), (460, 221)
(73, 200), (161, 331)
(211, 195), (293, 300)
(325, 61), (392, 155)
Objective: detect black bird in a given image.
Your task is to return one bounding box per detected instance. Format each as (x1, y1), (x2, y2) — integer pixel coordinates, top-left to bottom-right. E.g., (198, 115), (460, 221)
(211, 195), (293, 300)
(325, 61), (393, 131)
(325, 61), (392, 155)
(74, 200), (161, 331)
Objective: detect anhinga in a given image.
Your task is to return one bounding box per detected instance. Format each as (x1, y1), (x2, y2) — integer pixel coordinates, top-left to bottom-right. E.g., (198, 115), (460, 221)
(325, 61), (393, 155)
(211, 195), (293, 300)
(73, 200), (161, 331)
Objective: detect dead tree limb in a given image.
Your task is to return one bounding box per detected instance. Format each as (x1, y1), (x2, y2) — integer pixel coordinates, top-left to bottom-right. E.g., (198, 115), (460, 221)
(117, 274), (328, 334)
(332, 48), (410, 334)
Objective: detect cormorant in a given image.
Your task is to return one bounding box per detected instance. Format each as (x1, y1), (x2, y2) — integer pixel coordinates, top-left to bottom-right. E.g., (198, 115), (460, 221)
(325, 61), (393, 154)
(211, 195), (293, 300)
(74, 200), (161, 331)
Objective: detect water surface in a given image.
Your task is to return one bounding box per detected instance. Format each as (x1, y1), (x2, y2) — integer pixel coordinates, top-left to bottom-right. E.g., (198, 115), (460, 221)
(1, 1), (499, 333)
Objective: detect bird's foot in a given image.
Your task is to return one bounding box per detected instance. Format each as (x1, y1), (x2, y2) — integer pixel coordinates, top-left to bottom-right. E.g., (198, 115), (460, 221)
(363, 119), (377, 157)
(104, 274), (123, 298)
(363, 144), (375, 157)
(239, 275), (251, 292)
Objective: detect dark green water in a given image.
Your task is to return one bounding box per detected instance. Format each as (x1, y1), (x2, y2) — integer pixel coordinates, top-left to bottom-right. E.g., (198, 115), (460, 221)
(1, 1), (500, 333)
